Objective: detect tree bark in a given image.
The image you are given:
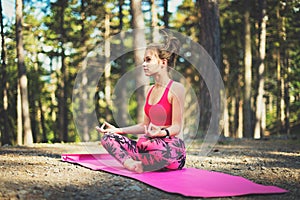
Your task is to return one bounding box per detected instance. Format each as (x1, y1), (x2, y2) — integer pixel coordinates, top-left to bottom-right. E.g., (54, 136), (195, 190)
(79, 0), (90, 141)
(254, 0), (267, 139)
(284, 51), (290, 135)
(16, 0), (33, 145)
(115, 0), (128, 127)
(236, 73), (243, 138)
(104, 13), (112, 122)
(130, 0), (147, 123)
(243, 0), (253, 138)
(163, 0), (169, 28)
(150, 0), (159, 42)
(198, 0), (221, 134)
(0, 0), (11, 145)
(276, 3), (286, 135)
(17, 83), (22, 145)
(57, 0), (68, 142)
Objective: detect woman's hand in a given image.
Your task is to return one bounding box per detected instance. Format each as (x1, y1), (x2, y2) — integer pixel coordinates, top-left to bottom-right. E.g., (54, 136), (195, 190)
(96, 121), (120, 134)
(144, 123), (165, 138)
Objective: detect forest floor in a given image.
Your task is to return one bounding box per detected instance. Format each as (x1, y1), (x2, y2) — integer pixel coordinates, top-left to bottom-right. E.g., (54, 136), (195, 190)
(0, 136), (299, 200)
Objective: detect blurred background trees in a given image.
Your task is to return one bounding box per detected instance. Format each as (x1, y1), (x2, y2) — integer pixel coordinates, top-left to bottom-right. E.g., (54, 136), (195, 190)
(0, 0), (299, 145)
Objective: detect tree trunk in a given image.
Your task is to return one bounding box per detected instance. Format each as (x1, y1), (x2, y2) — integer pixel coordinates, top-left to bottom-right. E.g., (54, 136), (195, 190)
(115, 0), (128, 127)
(223, 98), (229, 137)
(276, 4), (286, 135)
(276, 48), (282, 134)
(163, 0), (169, 28)
(243, 0), (253, 138)
(0, 0), (11, 145)
(236, 74), (243, 138)
(198, 0), (221, 68)
(281, 5), (290, 135)
(57, 0), (68, 142)
(16, 0), (33, 145)
(223, 55), (230, 137)
(230, 96), (236, 137)
(198, 0), (221, 134)
(17, 83), (22, 145)
(38, 99), (47, 142)
(79, 0), (90, 141)
(254, 0), (267, 139)
(150, 0), (159, 42)
(237, 98), (243, 138)
(104, 13), (112, 122)
(284, 51), (290, 135)
(130, 0), (147, 123)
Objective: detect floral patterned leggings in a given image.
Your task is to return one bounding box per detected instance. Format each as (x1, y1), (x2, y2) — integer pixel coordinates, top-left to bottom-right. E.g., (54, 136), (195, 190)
(101, 133), (186, 172)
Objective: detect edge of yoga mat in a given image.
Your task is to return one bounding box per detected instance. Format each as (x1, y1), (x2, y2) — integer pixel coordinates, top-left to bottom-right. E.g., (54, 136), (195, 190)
(61, 153), (288, 198)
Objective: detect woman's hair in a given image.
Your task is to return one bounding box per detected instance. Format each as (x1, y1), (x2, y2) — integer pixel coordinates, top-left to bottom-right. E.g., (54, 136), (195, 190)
(147, 31), (180, 70)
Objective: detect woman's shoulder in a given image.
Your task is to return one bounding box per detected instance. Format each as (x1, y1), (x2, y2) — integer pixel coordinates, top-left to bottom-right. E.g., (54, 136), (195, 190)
(172, 81), (184, 91)
(170, 80), (185, 93)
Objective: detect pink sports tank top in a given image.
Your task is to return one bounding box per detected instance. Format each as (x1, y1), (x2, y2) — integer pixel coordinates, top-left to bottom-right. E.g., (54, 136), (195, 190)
(144, 80), (173, 126)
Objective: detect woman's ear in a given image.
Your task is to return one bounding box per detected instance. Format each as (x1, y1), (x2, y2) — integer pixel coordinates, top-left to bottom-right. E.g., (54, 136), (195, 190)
(161, 58), (168, 67)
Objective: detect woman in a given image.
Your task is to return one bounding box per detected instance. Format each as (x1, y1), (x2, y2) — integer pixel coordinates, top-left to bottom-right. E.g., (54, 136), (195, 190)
(96, 33), (186, 173)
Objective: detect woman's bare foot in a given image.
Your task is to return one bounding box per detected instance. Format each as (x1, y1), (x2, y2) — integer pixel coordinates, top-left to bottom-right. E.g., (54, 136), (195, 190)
(123, 158), (143, 173)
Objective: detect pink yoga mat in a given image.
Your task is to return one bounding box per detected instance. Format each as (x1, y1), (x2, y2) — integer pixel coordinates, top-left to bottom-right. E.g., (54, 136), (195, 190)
(61, 153), (288, 198)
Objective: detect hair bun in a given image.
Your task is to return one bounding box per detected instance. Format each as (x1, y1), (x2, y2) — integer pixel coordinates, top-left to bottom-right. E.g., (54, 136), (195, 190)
(146, 30), (180, 69)
(161, 30), (181, 55)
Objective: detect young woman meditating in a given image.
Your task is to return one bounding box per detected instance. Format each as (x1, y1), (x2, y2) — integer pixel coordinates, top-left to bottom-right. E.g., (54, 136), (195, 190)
(96, 33), (186, 173)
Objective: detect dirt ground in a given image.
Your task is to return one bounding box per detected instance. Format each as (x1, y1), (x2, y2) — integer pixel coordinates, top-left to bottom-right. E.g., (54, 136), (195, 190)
(0, 137), (299, 200)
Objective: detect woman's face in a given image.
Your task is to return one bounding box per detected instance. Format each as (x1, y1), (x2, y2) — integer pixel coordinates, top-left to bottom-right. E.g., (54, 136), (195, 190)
(143, 49), (162, 76)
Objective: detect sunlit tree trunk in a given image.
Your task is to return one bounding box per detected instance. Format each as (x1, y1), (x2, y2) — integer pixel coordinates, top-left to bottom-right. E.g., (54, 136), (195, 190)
(284, 52), (290, 135)
(104, 13), (112, 122)
(17, 84), (22, 145)
(243, 0), (252, 138)
(16, 0), (33, 145)
(276, 3), (286, 135)
(236, 73), (243, 138)
(150, 0), (159, 42)
(223, 56), (230, 137)
(230, 96), (236, 137)
(254, 0), (267, 139)
(79, 0), (89, 141)
(131, 0), (147, 123)
(237, 99), (243, 138)
(0, 0), (11, 145)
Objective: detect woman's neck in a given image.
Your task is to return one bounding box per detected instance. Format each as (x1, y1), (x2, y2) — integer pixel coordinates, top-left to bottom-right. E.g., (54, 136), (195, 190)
(153, 74), (170, 87)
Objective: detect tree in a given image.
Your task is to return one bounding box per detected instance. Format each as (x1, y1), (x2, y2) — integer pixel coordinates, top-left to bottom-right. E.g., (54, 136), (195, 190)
(254, 0), (267, 139)
(163, 0), (169, 28)
(130, 0), (147, 123)
(150, 0), (159, 42)
(197, 0), (221, 134)
(115, 0), (128, 127)
(0, 0), (11, 145)
(243, 0), (253, 138)
(16, 0), (33, 145)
